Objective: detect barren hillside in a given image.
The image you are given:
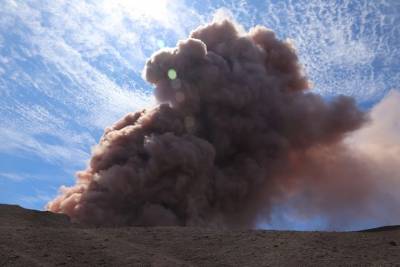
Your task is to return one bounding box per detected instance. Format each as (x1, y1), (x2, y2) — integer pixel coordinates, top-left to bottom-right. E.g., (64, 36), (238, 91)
(0, 204), (399, 266)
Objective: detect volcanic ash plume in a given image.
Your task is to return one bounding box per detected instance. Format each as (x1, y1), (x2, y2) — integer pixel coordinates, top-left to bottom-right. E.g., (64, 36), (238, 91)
(48, 20), (398, 228)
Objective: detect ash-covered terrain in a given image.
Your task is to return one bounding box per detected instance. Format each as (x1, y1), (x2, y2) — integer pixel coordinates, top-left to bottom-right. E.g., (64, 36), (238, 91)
(1, 205), (399, 266)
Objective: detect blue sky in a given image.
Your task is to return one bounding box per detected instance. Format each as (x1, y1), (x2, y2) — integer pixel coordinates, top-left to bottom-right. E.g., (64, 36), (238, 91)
(0, 0), (399, 230)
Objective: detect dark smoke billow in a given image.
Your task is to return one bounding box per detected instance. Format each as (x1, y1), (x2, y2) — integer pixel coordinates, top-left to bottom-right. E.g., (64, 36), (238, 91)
(48, 20), (396, 228)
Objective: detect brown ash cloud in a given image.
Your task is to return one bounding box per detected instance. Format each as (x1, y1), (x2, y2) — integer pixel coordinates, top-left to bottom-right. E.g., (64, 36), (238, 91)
(48, 20), (398, 229)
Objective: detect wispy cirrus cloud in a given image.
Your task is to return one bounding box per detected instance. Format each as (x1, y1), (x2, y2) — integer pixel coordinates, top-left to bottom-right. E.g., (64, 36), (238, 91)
(0, 0), (200, 167)
(189, 0), (400, 102)
(0, 172), (26, 182)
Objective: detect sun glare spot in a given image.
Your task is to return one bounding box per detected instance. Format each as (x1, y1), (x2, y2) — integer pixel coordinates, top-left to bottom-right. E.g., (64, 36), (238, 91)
(168, 68), (177, 80)
(157, 39), (165, 48)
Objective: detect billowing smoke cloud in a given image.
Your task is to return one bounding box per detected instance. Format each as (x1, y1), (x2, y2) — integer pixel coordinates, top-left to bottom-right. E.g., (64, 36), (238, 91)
(48, 20), (399, 229)
(266, 90), (400, 229)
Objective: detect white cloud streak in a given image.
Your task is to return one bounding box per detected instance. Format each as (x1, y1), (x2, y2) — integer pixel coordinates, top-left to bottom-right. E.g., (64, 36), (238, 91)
(0, 0), (200, 167)
(193, 0), (400, 101)
(0, 0), (398, 188)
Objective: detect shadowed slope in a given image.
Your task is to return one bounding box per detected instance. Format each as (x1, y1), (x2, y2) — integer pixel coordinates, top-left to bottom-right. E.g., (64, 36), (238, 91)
(0, 204), (71, 228)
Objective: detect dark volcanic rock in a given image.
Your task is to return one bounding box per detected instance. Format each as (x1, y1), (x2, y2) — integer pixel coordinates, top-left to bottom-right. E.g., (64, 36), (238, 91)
(0, 204), (399, 266)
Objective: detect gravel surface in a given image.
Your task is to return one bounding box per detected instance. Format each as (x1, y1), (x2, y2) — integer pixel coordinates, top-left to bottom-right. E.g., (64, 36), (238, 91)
(0, 204), (399, 266)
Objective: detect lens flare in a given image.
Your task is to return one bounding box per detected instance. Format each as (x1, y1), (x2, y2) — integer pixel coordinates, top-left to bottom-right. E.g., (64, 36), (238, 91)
(168, 69), (177, 80)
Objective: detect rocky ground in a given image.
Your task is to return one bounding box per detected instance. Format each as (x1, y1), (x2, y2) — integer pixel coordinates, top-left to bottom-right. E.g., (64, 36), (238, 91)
(0, 204), (399, 266)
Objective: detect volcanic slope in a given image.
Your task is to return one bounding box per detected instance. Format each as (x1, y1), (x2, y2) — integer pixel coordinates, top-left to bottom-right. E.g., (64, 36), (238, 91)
(0, 205), (399, 266)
